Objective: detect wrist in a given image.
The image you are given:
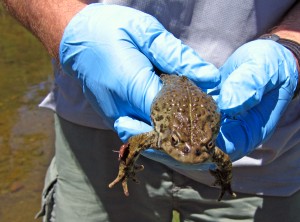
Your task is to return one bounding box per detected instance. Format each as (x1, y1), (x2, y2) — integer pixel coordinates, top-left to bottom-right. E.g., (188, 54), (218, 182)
(259, 33), (300, 98)
(274, 33), (300, 98)
(270, 2), (300, 91)
(271, 31), (300, 73)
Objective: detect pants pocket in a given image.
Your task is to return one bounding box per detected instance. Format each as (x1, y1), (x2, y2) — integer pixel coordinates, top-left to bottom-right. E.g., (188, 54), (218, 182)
(35, 157), (58, 221)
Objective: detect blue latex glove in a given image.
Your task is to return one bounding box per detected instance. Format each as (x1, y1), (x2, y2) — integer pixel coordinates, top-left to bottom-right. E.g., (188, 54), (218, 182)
(59, 4), (219, 128)
(214, 39), (298, 161)
(115, 39), (298, 170)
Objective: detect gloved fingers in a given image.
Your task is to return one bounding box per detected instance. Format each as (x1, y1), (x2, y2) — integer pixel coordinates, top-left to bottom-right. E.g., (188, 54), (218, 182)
(61, 44), (162, 124)
(60, 4), (164, 122)
(129, 19), (220, 88)
(217, 40), (298, 116)
(217, 83), (293, 161)
(114, 116), (153, 142)
(84, 4), (220, 88)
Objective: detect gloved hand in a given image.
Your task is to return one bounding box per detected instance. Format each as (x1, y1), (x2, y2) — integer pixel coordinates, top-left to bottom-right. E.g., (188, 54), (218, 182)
(213, 39), (298, 161)
(59, 3), (219, 128)
(115, 39), (298, 170)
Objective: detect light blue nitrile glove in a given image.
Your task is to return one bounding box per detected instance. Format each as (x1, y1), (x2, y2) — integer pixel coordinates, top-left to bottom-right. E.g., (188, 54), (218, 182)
(214, 39), (298, 161)
(59, 4), (219, 129)
(115, 39), (298, 170)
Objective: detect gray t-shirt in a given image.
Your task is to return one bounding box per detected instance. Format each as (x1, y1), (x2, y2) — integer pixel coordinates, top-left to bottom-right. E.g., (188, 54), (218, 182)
(40, 0), (300, 196)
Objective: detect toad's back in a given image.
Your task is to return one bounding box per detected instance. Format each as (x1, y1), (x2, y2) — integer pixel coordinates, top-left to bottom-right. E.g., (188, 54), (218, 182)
(150, 74), (220, 164)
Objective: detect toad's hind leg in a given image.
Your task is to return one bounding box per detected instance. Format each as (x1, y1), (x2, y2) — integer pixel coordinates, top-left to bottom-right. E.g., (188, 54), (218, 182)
(108, 131), (158, 196)
(210, 147), (236, 201)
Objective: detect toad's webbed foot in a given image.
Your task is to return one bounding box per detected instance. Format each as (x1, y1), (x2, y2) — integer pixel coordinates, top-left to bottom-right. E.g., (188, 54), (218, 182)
(210, 168), (237, 201)
(108, 142), (144, 196)
(109, 132), (157, 196)
(108, 162), (144, 196)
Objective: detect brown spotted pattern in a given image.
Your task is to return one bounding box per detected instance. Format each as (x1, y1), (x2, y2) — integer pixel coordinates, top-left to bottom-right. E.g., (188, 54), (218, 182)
(151, 74), (220, 163)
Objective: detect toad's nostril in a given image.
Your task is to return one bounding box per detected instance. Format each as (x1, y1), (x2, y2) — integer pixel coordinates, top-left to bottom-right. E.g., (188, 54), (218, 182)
(195, 149), (201, 156)
(183, 145), (191, 153)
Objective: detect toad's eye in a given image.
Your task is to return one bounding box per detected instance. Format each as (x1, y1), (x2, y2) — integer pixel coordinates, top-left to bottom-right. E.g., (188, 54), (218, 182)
(171, 133), (179, 147)
(206, 141), (214, 149)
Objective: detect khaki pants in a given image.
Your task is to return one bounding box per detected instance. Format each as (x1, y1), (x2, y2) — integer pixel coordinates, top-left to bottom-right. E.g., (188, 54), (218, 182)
(37, 115), (300, 222)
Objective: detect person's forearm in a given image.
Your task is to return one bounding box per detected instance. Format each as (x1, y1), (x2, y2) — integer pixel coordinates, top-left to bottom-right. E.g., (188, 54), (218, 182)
(271, 1), (300, 76)
(1, 0), (87, 59)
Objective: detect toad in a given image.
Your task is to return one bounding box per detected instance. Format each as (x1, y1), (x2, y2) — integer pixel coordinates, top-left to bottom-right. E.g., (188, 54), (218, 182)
(109, 74), (236, 201)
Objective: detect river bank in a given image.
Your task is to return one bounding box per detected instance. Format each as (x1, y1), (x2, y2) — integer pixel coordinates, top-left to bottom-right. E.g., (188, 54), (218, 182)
(0, 6), (54, 221)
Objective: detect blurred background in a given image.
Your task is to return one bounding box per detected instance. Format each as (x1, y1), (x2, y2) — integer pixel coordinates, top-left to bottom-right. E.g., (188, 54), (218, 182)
(0, 5), (54, 221)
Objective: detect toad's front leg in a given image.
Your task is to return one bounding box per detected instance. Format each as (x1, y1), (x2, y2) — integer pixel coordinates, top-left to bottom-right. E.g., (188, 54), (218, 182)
(108, 131), (158, 196)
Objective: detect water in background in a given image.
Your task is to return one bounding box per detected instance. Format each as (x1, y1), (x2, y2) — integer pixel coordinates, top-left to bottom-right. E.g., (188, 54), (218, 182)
(0, 6), (54, 221)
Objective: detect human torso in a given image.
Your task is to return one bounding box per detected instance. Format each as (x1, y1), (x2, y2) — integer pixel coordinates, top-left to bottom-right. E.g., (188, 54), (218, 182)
(40, 0), (300, 196)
